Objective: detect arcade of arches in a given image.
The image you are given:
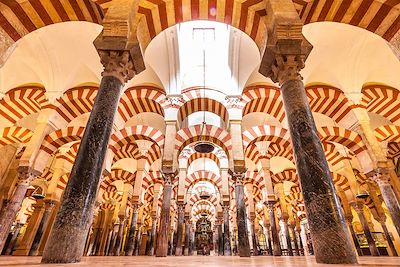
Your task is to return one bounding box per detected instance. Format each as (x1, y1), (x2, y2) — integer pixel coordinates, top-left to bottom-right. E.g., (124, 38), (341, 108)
(0, 0), (400, 266)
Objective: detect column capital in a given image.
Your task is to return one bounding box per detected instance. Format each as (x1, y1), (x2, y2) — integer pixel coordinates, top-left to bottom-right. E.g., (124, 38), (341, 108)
(43, 199), (57, 211)
(228, 169), (246, 185)
(368, 168), (391, 186)
(264, 200), (277, 211)
(98, 50), (136, 83)
(177, 203), (186, 213)
(16, 167), (40, 186)
(131, 202), (141, 213)
(161, 169), (178, 185)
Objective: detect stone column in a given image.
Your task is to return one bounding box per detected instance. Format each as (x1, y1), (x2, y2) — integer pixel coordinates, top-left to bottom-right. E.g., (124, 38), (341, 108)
(29, 200), (56, 256)
(265, 201), (281, 256)
(222, 204), (231, 256)
(378, 216), (398, 256)
(156, 172), (174, 257)
(352, 202), (379, 256)
(290, 223), (299, 256)
(184, 218), (190, 256)
(148, 215), (157, 256)
(175, 203), (185, 256)
(266, 224), (273, 255)
(372, 170), (400, 237)
(125, 203), (140, 256)
(250, 217), (259, 256)
(297, 227), (304, 255)
(261, 42), (357, 262)
(282, 218), (294, 256)
(232, 172), (250, 257)
(189, 225), (194, 256)
(4, 222), (23, 255)
(345, 215), (362, 256)
(134, 223), (142, 255)
(0, 170), (36, 252)
(113, 215), (126, 256)
(217, 221), (223, 256)
(41, 49), (138, 263)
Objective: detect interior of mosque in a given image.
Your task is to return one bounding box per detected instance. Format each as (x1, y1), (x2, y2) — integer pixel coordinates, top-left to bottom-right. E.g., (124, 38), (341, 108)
(0, 0), (399, 265)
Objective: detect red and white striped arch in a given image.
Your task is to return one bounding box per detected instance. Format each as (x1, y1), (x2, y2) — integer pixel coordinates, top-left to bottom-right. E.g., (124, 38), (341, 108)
(39, 127), (85, 155)
(118, 86), (166, 123)
(99, 203), (115, 211)
(388, 142), (400, 161)
(242, 125), (290, 150)
(187, 152), (221, 168)
(56, 142), (80, 165)
(242, 85), (285, 123)
(188, 193), (219, 207)
(271, 169), (298, 185)
(361, 84), (400, 124)
(185, 170), (222, 190)
(0, 126), (33, 146)
(102, 185), (123, 203)
(322, 142), (349, 166)
(131, 0), (267, 50)
(56, 173), (70, 191)
(331, 172), (350, 191)
(175, 125), (232, 157)
(100, 169), (136, 190)
(177, 97), (229, 125)
(306, 85), (356, 124)
(374, 125), (400, 142)
(318, 126), (367, 155)
(109, 125), (165, 154)
(0, 86), (48, 125)
(54, 86), (98, 125)
(243, 171), (264, 191)
(142, 171), (163, 192)
(285, 186), (303, 204)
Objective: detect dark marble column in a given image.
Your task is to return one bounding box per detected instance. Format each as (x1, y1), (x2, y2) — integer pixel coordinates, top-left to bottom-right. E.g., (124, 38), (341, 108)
(0, 171), (36, 252)
(282, 219), (293, 256)
(189, 226), (194, 256)
(222, 204), (232, 256)
(4, 222), (23, 255)
(125, 203), (140, 256)
(148, 215), (157, 256)
(346, 216), (363, 256)
(265, 202), (281, 256)
(29, 200), (56, 256)
(113, 215), (126, 256)
(42, 50), (138, 264)
(290, 224), (299, 256)
(250, 218), (259, 256)
(268, 53), (357, 264)
(217, 223), (223, 256)
(175, 203), (185, 256)
(297, 228), (304, 255)
(232, 173), (250, 257)
(156, 173), (174, 257)
(266, 225), (273, 256)
(352, 202), (379, 256)
(379, 217), (398, 256)
(108, 224), (118, 256)
(184, 219), (190, 256)
(134, 225), (142, 255)
(372, 171), (400, 237)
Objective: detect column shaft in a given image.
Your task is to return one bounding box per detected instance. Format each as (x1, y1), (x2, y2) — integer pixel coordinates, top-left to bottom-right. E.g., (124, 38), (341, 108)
(0, 174), (34, 252)
(148, 217), (157, 256)
(29, 201), (55, 256)
(266, 203), (281, 256)
(234, 178), (250, 257)
(251, 220), (258, 256)
(353, 204), (379, 256)
(282, 220), (293, 256)
(125, 206), (139, 256)
(380, 221), (398, 256)
(347, 218), (363, 256)
(113, 217), (126, 256)
(222, 205), (231, 256)
(184, 222), (190, 256)
(4, 222), (23, 255)
(375, 178), (400, 237)
(175, 204), (184, 256)
(156, 179), (173, 257)
(280, 78), (357, 264)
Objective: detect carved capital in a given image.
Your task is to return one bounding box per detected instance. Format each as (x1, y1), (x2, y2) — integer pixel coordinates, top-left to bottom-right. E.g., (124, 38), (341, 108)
(43, 200), (56, 211)
(161, 170), (177, 185)
(131, 202), (141, 213)
(177, 203), (185, 213)
(271, 54), (305, 85)
(265, 200), (277, 212)
(369, 168), (391, 187)
(16, 168), (39, 186)
(98, 50), (135, 83)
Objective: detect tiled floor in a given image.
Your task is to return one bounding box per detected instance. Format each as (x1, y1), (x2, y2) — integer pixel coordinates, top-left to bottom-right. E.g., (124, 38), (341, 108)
(0, 256), (399, 267)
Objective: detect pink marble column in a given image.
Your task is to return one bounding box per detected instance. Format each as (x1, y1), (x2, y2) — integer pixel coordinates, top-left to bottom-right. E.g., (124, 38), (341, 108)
(222, 204), (231, 256)
(125, 203), (140, 256)
(175, 203), (185, 256)
(352, 202), (379, 256)
(0, 170), (37, 253)
(265, 201), (281, 256)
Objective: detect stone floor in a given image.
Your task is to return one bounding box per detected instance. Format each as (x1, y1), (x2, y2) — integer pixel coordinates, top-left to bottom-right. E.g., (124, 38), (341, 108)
(0, 256), (399, 267)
